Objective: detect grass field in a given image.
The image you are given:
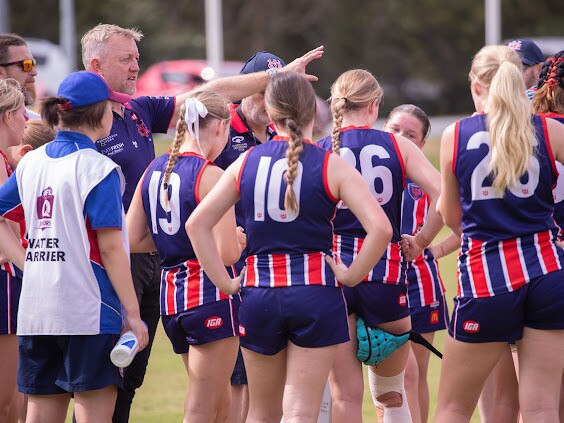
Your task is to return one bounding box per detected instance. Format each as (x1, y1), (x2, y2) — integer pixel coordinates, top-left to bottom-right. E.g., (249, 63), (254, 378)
(68, 136), (482, 421)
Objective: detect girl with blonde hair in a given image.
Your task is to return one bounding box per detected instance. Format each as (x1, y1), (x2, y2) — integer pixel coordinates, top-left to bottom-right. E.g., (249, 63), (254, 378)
(316, 70), (443, 423)
(187, 71), (392, 421)
(127, 90), (245, 422)
(0, 77), (27, 423)
(436, 45), (564, 423)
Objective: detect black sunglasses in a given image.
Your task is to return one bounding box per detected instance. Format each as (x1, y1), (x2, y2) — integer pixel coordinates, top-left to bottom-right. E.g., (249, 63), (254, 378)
(0, 59), (37, 72)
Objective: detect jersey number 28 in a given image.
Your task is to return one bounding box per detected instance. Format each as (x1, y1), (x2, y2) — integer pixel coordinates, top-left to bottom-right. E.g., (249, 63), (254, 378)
(467, 131), (539, 200)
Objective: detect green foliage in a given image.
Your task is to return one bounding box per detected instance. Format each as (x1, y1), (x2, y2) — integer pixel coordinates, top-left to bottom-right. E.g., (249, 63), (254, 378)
(8, 0), (563, 115)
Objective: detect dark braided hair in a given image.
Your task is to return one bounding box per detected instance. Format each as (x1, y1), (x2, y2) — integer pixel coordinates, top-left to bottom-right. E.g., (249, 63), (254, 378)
(534, 51), (564, 115)
(537, 51), (564, 90)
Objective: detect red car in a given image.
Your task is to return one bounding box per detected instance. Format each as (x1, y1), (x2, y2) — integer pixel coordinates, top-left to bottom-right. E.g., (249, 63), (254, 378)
(135, 59), (244, 98)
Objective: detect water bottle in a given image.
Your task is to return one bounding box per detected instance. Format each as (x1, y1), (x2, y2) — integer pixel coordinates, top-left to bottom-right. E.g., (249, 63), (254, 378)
(110, 328), (141, 367)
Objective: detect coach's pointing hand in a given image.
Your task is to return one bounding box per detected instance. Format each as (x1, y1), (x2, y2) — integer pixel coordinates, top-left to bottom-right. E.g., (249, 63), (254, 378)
(281, 46), (324, 82)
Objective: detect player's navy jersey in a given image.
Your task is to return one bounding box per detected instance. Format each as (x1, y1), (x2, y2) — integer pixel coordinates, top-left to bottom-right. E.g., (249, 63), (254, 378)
(453, 114), (564, 298)
(401, 180), (446, 308)
(141, 152), (231, 314)
(544, 114), (564, 235)
(97, 96), (176, 211)
(318, 126), (406, 285)
(238, 136), (339, 288)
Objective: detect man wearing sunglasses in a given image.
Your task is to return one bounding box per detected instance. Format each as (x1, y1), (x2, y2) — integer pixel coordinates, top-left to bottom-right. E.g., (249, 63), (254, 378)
(0, 34), (38, 111)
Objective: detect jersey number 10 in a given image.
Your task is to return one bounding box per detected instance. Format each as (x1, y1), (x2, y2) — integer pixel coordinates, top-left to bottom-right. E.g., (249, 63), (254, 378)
(253, 157), (303, 223)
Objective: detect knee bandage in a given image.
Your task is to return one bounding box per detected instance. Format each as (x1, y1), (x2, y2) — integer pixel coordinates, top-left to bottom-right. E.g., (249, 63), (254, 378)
(368, 369), (413, 423)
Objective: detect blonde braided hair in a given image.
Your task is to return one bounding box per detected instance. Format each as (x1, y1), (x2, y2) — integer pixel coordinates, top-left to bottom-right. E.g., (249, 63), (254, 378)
(162, 105), (188, 207)
(329, 69), (383, 154)
(162, 91), (230, 206)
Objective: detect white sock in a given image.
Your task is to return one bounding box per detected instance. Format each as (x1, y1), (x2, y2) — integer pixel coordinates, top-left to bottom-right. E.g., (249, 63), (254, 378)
(368, 369), (413, 423)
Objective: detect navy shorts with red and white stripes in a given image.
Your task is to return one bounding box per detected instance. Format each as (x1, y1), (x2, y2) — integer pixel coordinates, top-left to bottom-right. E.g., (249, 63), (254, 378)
(239, 285), (349, 355)
(410, 294), (449, 334)
(161, 298), (240, 354)
(0, 267), (22, 335)
(344, 282), (410, 326)
(449, 269), (564, 343)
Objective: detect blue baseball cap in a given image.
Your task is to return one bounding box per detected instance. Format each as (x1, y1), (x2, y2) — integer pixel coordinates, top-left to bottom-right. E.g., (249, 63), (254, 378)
(57, 71), (131, 109)
(239, 51), (285, 74)
(505, 38), (544, 66)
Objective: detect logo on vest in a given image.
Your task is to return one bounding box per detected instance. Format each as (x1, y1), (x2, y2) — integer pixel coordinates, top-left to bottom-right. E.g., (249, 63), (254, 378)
(239, 324), (246, 336)
(36, 187), (54, 229)
(463, 320), (480, 333)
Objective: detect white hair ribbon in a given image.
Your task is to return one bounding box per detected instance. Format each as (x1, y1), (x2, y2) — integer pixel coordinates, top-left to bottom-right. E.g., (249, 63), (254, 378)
(184, 98), (208, 156)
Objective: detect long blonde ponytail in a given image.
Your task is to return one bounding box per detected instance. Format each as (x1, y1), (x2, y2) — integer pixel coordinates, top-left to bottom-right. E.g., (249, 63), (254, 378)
(471, 45), (535, 191)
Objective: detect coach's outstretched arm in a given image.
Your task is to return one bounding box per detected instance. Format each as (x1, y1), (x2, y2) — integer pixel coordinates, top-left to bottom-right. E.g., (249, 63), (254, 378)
(173, 46), (325, 124)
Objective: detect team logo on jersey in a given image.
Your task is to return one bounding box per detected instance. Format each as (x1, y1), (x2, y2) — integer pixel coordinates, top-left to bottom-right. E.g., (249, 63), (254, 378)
(131, 112), (150, 138)
(267, 59), (284, 69)
(36, 187), (54, 229)
(205, 316), (223, 329)
(430, 310), (439, 325)
(239, 324), (246, 336)
(462, 320), (480, 333)
(398, 294), (407, 306)
(408, 183), (423, 201)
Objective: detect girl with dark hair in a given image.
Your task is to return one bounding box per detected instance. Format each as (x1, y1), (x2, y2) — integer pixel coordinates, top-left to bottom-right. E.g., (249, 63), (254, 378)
(0, 71), (148, 422)
(383, 104), (457, 423)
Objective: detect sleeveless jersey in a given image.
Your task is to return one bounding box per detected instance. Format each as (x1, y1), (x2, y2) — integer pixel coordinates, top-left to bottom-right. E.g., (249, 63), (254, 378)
(401, 180), (446, 308)
(141, 152), (232, 315)
(318, 127), (406, 285)
(453, 114), (564, 298)
(238, 136), (338, 288)
(544, 114), (564, 235)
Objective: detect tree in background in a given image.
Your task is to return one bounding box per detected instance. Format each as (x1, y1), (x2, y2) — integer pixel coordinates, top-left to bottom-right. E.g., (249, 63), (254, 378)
(8, 0), (564, 115)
